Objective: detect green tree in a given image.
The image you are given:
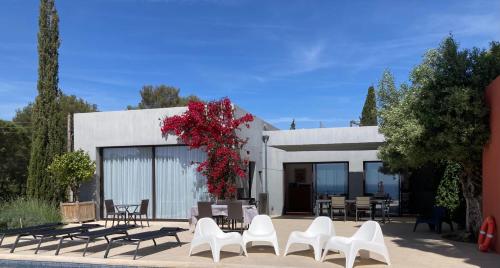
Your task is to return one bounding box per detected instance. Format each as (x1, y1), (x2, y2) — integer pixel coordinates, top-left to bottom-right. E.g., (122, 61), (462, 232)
(377, 69), (400, 111)
(436, 162), (462, 214)
(14, 94), (97, 151)
(127, 85), (201, 109)
(27, 0), (64, 202)
(360, 86), (377, 126)
(0, 120), (31, 200)
(378, 37), (500, 234)
(47, 150), (95, 202)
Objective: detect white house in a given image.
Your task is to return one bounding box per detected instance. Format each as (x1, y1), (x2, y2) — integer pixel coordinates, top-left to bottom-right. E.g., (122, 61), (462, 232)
(74, 105), (399, 220)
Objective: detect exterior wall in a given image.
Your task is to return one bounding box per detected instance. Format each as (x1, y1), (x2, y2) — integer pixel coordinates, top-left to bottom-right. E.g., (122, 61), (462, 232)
(483, 76), (500, 253)
(74, 106), (275, 217)
(264, 127), (383, 216)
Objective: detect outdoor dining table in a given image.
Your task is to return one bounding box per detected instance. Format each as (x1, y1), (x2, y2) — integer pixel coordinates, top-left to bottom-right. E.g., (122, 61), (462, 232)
(114, 204), (139, 225)
(189, 204), (259, 227)
(315, 198), (392, 223)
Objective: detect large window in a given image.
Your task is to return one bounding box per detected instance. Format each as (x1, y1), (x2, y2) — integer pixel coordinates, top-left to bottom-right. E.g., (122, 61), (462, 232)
(102, 146), (207, 220)
(364, 162), (400, 200)
(103, 147), (153, 217)
(155, 146), (207, 219)
(315, 163), (348, 197)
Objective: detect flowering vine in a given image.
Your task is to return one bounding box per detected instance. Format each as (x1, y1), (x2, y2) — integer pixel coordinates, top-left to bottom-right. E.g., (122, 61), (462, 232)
(160, 98), (254, 199)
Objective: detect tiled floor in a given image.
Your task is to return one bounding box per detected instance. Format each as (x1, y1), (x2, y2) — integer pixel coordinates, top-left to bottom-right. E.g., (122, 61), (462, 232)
(0, 217), (498, 267)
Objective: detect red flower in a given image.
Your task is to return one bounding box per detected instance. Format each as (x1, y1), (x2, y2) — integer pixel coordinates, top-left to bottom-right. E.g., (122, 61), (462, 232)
(161, 97), (254, 199)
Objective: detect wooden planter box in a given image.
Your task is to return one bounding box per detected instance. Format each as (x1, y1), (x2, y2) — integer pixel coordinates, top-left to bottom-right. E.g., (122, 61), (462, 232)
(60, 201), (96, 223)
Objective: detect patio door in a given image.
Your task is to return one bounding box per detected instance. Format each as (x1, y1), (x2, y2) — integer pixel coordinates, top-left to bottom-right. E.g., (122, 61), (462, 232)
(154, 146), (207, 219)
(102, 147), (153, 217)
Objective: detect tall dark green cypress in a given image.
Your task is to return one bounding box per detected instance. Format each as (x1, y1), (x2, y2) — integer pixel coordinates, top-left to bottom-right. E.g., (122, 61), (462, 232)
(360, 86), (378, 126)
(27, 0), (64, 201)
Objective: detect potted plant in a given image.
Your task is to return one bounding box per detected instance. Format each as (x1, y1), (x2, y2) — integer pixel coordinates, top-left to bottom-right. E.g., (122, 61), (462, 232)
(48, 149), (96, 223)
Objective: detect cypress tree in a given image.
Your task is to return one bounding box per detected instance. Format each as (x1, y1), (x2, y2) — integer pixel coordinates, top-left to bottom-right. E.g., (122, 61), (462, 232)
(27, 0), (64, 201)
(360, 86), (378, 126)
(290, 119), (296, 130)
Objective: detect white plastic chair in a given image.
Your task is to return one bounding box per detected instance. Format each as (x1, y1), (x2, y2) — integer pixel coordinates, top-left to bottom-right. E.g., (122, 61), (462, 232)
(321, 220), (391, 268)
(284, 216), (334, 261)
(242, 215), (279, 256)
(189, 218), (246, 262)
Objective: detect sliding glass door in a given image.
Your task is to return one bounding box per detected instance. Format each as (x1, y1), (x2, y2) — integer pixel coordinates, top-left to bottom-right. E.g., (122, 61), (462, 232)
(103, 147), (153, 217)
(315, 163), (348, 198)
(364, 162), (400, 200)
(155, 146), (207, 219)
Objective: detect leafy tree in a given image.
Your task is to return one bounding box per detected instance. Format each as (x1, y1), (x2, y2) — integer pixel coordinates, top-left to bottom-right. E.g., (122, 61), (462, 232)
(47, 150), (95, 202)
(127, 85), (201, 109)
(377, 69), (400, 111)
(14, 94), (97, 150)
(360, 86), (377, 126)
(27, 0), (64, 202)
(0, 120), (31, 200)
(378, 37), (500, 234)
(290, 119), (296, 130)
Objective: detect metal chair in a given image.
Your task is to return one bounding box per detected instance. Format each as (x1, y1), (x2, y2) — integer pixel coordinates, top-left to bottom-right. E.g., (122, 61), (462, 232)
(227, 201), (244, 232)
(104, 199), (126, 227)
(130, 199), (150, 228)
(197, 201), (213, 219)
(331, 196), (347, 221)
(355, 197), (372, 221)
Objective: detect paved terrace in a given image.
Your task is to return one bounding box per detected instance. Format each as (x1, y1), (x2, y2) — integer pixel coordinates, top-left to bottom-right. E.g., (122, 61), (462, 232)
(0, 217), (497, 267)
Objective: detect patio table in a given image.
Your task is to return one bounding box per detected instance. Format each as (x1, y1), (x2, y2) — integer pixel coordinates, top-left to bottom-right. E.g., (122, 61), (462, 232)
(189, 204), (258, 227)
(114, 204), (139, 225)
(345, 199), (391, 223)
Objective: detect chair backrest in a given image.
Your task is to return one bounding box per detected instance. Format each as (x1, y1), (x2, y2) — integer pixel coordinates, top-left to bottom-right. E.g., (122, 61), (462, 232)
(227, 201), (243, 220)
(248, 215), (275, 236)
(432, 206), (447, 221)
(139, 199), (149, 214)
(216, 199), (230, 205)
(104, 199), (115, 214)
(194, 217), (223, 239)
(331, 196), (345, 208)
(356, 196), (371, 208)
(352, 220), (385, 245)
(198, 201), (213, 218)
(305, 216), (334, 236)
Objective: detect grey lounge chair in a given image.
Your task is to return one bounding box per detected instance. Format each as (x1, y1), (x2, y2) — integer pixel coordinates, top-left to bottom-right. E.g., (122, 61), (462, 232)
(104, 227), (186, 260)
(55, 224), (137, 256)
(0, 223), (62, 246)
(10, 223), (101, 253)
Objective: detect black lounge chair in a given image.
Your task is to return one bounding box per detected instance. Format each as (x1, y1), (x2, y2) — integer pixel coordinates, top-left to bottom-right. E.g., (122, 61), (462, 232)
(413, 206), (454, 234)
(104, 227), (186, 260)
(0, 223), (62, 246)
(55, 224), (137, 256)
(10, 223), (101, 254)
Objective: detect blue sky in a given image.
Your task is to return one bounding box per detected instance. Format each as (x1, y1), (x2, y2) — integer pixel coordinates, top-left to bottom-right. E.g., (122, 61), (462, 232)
(1, 0), (499, 129)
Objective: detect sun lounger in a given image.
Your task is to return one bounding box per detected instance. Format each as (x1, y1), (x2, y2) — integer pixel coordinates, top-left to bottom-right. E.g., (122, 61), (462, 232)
(55, 224), (137, 256)
(10, 223), (101, 253)
(104, 227), (186, 260)
(0, 223), (62, 246)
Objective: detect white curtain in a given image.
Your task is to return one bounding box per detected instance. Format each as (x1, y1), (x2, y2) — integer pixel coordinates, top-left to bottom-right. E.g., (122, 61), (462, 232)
(103, 147), (153, 216)
(155, 146), (207, 219)
(315, 163), (348, 196)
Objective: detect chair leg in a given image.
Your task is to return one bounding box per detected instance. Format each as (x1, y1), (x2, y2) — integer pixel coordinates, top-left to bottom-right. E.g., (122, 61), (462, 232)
(55, 237), (65, 255)
(104, 241), (113, 258)
(146, 213), (150, 227)
(133, 241), (141, 260)
(10, 235), (22, 253)
(83, 237), (91, 257)
(0, 234), (5, 247)
(105, 217), (108, 227)
(34, 237), (45, 254)
(112, 214), (115, 227)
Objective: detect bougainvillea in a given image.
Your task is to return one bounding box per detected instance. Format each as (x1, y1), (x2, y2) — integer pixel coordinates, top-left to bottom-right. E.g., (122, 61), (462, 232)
(160, 98), (254, 199)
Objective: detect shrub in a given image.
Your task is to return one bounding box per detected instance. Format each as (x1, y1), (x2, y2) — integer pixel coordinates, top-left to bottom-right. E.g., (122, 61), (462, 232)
(436, 162), (462, 215)
(0, 198), (61, 229)
(47, 149), (96, 202)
